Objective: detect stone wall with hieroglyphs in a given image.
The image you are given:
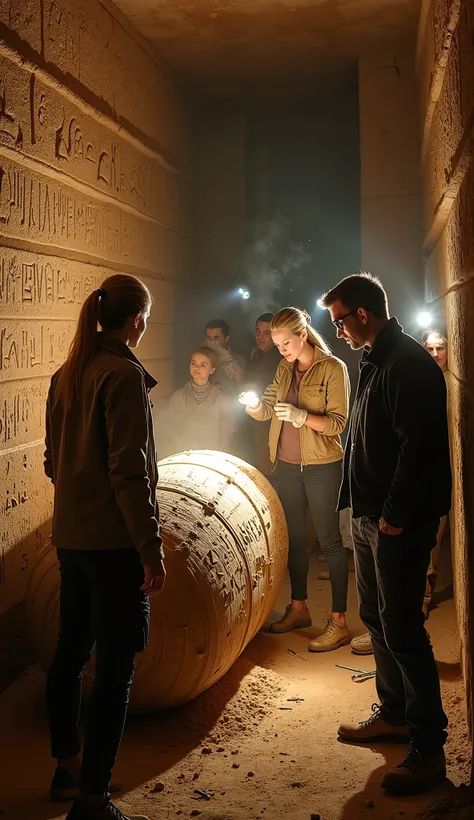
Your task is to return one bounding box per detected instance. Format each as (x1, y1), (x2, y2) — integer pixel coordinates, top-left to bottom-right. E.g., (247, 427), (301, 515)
(417, 0), (474, 760)
(0, 0), (184, 685)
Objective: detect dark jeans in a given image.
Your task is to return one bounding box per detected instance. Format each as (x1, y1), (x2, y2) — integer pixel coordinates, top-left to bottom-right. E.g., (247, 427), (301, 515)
(277, 460), (348, 611)
(352, 516), (448, 750)
(46, 548), (150, 794)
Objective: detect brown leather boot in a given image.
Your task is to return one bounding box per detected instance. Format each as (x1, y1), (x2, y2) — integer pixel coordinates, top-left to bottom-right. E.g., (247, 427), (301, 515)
(269, 604), (312, 633)
(338, 704), (410, 743)
(308, 618), (351, 652)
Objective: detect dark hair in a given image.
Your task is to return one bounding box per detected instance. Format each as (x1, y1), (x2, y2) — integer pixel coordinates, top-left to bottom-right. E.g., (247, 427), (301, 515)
(190, 346), (218, 370)
(422, 329), (448, 346)
(256, 313), (274, 324)
(56, 273), (151, 408)
(321, 272), (389, 320)
(206, 318), (230, 337)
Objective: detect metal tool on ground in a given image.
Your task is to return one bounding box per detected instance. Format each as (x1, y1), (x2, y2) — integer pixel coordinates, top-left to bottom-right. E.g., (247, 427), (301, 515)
(351, 670), (376, 681)
(286, 648), (309, 663)
(193, 789), (211, 800)
(336, 663), (371, 674)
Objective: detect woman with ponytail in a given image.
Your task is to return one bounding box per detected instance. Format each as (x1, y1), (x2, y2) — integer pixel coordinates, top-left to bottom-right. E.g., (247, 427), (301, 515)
(239, 307), (351, 652)
(44, 273), (164, 820)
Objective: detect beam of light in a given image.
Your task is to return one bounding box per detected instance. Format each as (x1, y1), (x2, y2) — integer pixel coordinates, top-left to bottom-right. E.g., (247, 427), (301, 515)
(416, 311), (433, 328)
(316, 298), (324, 309)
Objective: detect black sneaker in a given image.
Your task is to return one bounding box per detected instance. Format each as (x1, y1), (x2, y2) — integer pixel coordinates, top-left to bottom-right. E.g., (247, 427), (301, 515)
(381, 744), (446, 795)
(50, 768), (122, 802)
(66, 797), (149, 820)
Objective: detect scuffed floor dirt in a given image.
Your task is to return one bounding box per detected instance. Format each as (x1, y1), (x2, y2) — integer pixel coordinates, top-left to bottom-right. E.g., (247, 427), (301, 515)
(0, 552), (471, 820)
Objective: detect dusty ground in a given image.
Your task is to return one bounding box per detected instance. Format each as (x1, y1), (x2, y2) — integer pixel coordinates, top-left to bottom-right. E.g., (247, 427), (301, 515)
(0, 550), (472, 820)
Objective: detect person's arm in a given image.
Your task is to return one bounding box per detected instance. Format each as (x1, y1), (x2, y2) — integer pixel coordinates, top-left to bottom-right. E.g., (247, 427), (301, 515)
(221, 356), (244, 385)
(241, 364), (283, 421)
(103, 366), (165, 568)
(44, 384), (54, 482)
(382, 358), (448, 529)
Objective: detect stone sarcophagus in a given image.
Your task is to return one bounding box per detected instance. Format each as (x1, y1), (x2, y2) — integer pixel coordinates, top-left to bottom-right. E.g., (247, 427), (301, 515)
(26, 451), (288, 712)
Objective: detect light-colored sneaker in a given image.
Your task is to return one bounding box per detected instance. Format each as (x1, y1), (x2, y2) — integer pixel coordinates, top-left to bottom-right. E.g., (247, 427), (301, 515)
(338, 703), (410, 744)
(269, 604), (312, 633)
(351, 632), (373, 655)
(308, 618), (351, 652)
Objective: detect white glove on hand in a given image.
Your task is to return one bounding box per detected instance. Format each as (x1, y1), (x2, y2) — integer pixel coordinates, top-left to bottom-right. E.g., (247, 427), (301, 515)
(239, 391), (261, 411)
(274, 402), (308, 428)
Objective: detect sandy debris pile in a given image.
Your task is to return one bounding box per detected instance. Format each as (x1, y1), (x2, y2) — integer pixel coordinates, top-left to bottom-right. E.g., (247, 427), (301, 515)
(161, 657), (284, 747)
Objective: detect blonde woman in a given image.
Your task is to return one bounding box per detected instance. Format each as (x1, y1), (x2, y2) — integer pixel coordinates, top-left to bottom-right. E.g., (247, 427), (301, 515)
(240, 307), (351, 652)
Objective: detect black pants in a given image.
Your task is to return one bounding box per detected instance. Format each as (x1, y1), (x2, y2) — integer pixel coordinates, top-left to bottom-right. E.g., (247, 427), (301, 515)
(46, 549), (150, 794)
(277, 460), (348, 611)
(352, 516), (448, 750)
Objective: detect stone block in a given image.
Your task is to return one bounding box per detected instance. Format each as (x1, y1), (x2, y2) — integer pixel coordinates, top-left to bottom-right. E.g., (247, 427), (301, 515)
(0, 0), (42, 53)
(0, 156), (177, 277)
(422, 5), (474, 234)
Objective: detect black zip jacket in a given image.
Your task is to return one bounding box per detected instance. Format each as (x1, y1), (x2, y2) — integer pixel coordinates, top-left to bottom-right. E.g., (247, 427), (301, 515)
(338, 318), (451, 527)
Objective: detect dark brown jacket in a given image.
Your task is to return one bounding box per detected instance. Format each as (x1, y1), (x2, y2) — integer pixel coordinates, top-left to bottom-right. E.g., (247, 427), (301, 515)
(44, 334), (163, 565)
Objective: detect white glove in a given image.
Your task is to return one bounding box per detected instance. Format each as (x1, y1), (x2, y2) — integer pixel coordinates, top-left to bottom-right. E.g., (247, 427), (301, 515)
(239, 391), (261, 410)
(274, 402), (308, 428)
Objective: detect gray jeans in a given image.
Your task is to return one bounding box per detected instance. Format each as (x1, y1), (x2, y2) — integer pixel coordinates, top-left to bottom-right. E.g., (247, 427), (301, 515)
(277, 460), (348, 611)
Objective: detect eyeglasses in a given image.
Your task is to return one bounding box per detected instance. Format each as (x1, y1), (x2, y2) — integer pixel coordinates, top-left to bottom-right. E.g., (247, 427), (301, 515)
(332, 308), (359, 330)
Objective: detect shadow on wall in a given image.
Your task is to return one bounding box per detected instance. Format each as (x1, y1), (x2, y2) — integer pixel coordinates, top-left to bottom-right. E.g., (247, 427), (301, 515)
(0, 518), (52, 691)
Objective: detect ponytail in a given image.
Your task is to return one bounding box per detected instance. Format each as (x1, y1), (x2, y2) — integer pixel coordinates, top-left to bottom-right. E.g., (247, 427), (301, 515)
(270, 306), (331, 356)
(55, 273), (151, 408)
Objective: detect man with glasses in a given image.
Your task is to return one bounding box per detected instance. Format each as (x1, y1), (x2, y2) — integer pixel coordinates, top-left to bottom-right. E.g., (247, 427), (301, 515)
(321, 273), (451, 796)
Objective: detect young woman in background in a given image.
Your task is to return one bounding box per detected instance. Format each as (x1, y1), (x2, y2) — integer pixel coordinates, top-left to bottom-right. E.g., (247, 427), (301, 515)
(167, 346), (234, 454)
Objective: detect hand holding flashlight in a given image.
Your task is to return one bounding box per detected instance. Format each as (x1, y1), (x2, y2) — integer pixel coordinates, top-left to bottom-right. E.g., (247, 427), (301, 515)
(239, 391), (261, 410)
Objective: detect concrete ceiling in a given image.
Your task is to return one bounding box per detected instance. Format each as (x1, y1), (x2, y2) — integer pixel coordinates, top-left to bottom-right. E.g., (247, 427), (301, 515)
(113, 0), (421, 101)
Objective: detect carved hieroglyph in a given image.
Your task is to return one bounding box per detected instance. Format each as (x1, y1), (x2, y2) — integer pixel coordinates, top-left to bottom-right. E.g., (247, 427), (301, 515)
(26, 451), (289, 712)
(0, 0), (183, 625)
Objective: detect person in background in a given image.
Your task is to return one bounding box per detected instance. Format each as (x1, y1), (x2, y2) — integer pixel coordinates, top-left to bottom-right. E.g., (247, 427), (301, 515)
(205, 319), (245, 394)
(350, 326), (452, 657)
(322, 273), (450, 796)
(246, 313), (282, 477)
(247, 313), (283, 389)
(240, 306), (351, 652)
(166, 346), (234, 454)
(422, 328), (452, 617)
(44, 274), (165, 820)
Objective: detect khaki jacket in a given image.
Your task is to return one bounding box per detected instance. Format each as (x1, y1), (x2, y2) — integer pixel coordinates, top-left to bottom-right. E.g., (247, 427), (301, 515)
(44, 334), (164, 565)
(248, 345), (350, 467)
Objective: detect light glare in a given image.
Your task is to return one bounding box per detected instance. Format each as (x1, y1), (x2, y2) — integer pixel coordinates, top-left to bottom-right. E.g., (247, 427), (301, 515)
(417, 311), (433, 328)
